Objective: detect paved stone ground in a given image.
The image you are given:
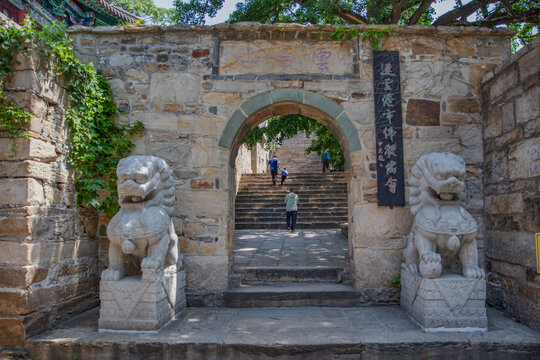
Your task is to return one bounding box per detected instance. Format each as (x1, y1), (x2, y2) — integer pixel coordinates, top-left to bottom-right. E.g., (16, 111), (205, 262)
(234, 229), (348, 268)
(25, 306), (540, 359)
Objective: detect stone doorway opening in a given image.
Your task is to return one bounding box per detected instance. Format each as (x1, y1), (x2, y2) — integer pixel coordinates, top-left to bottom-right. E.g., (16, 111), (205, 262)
(219, 88), (363, 306)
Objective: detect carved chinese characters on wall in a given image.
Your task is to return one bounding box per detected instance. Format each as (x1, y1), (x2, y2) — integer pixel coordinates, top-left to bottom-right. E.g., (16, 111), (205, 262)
(219, 40), (353, 75)
(373, 50), (405, 206)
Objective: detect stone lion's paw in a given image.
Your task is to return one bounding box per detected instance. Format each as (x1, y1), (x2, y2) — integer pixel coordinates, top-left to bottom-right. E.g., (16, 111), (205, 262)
(408, 262), (419, 275)
(101, 269), (123, 281)
(420, 252), (441, 264)
(464, 266), (485, 279)
(141, 257), (162, 269)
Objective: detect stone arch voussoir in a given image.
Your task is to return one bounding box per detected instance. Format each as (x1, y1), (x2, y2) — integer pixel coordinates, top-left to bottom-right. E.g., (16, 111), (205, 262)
(219, 89), (362, 166)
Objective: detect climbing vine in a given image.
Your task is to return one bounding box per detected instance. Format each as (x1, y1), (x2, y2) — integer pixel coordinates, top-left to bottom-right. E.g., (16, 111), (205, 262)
(320, 25), (396, 50)
(0, 19), (143, 217)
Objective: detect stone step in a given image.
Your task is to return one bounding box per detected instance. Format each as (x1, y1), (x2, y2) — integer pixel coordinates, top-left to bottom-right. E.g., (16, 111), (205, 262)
(231, 266), (347, 285)
(238, 183), (346, 189)
(236, 191), (347, 201)
(240, 181), (346, 186)
(235, 210), (348, 216)
(25, 307), (540, 360)
(235, 222), (342, 229)
(237, 187), (347, 194)
(235, 200), (347, 207)
(236, 196), (347, 203)
(243, 172), (346, 178)
(221, 282), (367, 307)
(235, 216), (347, 223)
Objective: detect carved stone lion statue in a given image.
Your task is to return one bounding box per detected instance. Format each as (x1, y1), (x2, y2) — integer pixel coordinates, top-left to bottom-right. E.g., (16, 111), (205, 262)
(102, 156), (179, 282)
(403, 152), (484, 279)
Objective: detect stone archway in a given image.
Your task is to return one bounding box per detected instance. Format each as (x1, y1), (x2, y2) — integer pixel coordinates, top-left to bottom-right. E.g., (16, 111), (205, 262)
(219, 89), (365, 294)
(219, 89), (362, 167)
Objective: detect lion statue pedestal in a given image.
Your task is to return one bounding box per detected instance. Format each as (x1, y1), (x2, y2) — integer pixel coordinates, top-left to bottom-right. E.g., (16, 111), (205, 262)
(401, 153), (487, 332)
(98, 156), (186, 332)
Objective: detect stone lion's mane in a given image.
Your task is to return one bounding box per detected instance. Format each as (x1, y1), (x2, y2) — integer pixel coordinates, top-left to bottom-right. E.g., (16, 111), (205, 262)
(154, 157), (175, 215)
(408, 154), (437, 216)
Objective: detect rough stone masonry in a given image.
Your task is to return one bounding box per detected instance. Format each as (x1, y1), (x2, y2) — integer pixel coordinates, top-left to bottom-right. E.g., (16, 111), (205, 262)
(3, 20), (533, 345)
(65, 22), (512, 304)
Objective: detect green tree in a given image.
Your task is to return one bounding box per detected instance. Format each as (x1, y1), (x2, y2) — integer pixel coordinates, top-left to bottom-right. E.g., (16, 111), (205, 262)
(173, 0), (538, 47)
(243, 115), (345, 171)
(111, 0), (175, 25)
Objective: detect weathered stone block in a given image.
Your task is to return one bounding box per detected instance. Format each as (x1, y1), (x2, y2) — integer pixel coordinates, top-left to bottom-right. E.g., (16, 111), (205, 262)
(518, 46), (539, 80)
(489, 68), (518, 101)
(0, 178), (44, 206)
(406, 99), (440, 126)
(411, 36), (444, 55)
(485, 193), (524, 215)
(0, 317), (25, 346)
(109, 54), (133, 67)
(449, 37), (476, 57)
(485, 231), (536, 269)
(447, 97), (481, 114)
(203, 92), (245, 105)
(150, 73), (201, 105)
(99, 267), (186, 331)
(176, 190), (228, 217)
(0, 138), (57, 162)
(185, 255), (229, 290)
(0, 239), (98, 266)
(401, 266), (487, 331)
(190, 179), (214, 189)
(353, 248), (402, 288)
(515, 85), (539, 124)
(508, 137), (540, 180)
(352, 203), (394, 238)
(0, 266), (48, 289)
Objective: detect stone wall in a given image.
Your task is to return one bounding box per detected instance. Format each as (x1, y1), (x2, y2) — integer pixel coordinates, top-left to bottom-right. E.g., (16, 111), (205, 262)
(481, 37), (539, 331)
(235, 142), (269, 191)
(235, 144), (252, 191)
(0, 47), (99, 344)
(68, 23), (512, 303)
(277, 133), (321, 173)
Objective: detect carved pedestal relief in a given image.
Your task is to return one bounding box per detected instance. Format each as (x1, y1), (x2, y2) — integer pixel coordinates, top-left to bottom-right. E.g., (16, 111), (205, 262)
(401, 152), (486, 331)
(99, 156), (186, 332)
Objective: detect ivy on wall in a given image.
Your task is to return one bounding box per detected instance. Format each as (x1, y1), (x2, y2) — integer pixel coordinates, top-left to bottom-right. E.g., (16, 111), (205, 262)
(0, 19), (143, 217)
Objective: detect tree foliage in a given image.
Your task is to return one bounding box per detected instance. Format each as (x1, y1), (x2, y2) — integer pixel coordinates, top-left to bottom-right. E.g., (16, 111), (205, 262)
(0, 19), (143, 217)
(173, 0), (538, 47)
(243, 115), (345, 171)
(172, 0), (225, 24)
(111, 0), (175, 25)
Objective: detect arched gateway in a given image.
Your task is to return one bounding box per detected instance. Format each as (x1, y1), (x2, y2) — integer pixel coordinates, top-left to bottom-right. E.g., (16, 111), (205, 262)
(1, 22), (520, 344)
(219, 88), (362, 164)
(65, 23), (504, 305)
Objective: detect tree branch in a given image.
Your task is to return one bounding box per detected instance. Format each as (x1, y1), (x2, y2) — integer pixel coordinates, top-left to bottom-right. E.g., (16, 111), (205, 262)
(335, 7), (368, 24)
(476, 8), (540, 27)
(391, 0), (410, 24)
(433, 0), (491, 26)
(407, 0), (436, 25)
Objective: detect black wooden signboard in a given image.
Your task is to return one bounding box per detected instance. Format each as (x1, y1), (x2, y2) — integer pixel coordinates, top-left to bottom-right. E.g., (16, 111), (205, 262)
(373, 50), (405, 206)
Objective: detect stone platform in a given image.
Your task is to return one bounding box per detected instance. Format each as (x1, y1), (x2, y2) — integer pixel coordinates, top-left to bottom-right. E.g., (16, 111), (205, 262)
(99, 266), (186, 332)
(25, 306), (540, 359)
(401, 266), (487, 331)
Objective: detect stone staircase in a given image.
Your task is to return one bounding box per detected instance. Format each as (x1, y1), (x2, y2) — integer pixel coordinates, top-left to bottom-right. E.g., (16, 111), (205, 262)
(274, 133), (321, 173)
(235, 172), (348, 230)
(223, 266), (364, 307)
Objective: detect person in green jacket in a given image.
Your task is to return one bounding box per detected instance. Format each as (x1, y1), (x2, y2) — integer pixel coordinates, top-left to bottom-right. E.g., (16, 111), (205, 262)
(285, 188), (298, 232)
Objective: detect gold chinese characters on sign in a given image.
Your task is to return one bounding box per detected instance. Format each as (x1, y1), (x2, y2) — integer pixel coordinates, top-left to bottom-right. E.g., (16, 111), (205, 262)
(219, 40), (354, 76)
